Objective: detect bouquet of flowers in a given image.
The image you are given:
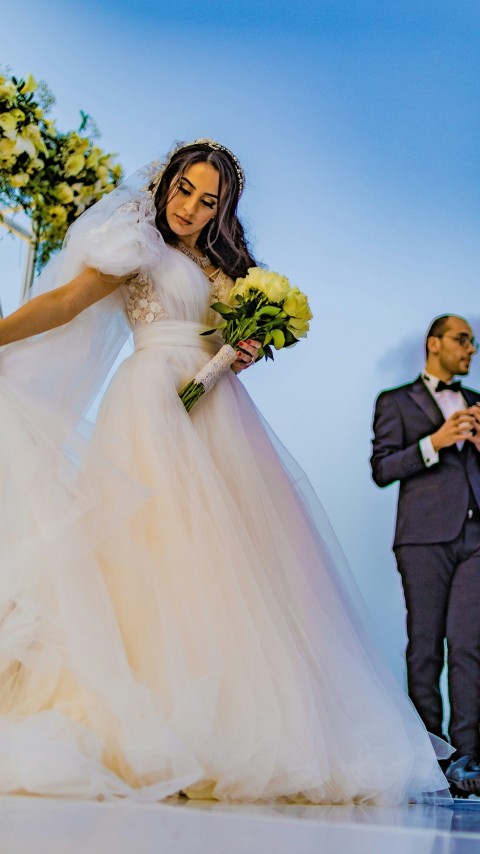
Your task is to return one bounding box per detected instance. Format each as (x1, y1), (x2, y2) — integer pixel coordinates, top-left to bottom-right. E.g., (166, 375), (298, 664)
(179, 267), (312, 412)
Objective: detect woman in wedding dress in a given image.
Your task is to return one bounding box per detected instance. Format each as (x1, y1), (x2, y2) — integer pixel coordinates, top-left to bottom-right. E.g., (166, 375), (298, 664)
(0, 139), (449, 804)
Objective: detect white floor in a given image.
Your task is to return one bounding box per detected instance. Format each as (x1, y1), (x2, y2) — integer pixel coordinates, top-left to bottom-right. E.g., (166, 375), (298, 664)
(2, 797), (480, 854)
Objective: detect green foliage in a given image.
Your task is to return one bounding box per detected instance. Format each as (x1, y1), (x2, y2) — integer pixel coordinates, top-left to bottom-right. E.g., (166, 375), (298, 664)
(0, 70), (123, 269)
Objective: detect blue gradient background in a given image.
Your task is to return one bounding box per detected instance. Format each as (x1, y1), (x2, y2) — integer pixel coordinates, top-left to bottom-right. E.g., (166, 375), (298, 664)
(1, 0), (479, 679)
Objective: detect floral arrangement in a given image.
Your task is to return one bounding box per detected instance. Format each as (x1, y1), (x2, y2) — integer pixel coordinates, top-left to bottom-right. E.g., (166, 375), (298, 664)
(0, 71), (123, 269)
(179, 267), (313, 412)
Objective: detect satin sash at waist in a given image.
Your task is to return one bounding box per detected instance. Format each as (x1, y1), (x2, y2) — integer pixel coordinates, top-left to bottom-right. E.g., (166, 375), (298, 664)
(133, 320), (222, 355)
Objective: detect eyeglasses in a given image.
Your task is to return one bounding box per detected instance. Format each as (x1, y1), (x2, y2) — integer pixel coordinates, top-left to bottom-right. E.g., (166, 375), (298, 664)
(436, 333), (479, 352)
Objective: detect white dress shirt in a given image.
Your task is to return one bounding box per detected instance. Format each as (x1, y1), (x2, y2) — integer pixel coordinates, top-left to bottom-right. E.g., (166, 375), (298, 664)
(419, 370), (467, 467)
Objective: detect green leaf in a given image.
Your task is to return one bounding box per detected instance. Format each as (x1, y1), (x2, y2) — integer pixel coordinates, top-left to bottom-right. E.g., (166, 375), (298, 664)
(210, 301), (231, 313)
(210, 302), (237, 319)
(256, 305), (281, 317)
(199, 322), (227, 336)
(271, 328), (285, 349)
(284, 329), (297, 346)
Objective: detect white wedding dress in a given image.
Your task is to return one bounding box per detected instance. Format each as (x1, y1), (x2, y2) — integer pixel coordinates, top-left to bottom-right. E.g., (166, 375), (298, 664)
(0, 193), (449, 804)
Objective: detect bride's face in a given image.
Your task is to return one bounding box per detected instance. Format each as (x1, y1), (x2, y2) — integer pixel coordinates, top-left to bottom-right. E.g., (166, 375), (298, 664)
(166, 162), (219, 246)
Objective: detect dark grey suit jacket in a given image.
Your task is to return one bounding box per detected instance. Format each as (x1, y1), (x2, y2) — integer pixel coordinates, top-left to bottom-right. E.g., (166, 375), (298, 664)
(371, 376), (480, 547)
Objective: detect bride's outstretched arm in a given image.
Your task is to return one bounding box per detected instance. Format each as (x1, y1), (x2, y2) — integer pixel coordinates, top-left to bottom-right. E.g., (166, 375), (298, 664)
(0, 268), (123, 345)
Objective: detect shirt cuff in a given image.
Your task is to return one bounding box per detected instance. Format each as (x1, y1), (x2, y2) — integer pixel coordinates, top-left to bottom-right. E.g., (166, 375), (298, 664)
(419, 436), (439, 468)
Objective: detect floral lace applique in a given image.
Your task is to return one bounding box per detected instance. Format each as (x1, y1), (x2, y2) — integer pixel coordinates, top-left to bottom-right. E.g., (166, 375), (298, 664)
(122, 274), (168, 325)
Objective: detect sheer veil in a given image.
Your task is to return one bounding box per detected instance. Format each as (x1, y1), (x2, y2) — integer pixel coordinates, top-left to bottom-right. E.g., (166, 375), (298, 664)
(0, 163), (166, 433)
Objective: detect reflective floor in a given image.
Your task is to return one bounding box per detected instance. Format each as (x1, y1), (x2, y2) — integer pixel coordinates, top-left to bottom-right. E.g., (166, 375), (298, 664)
(2, 796), (480, 854)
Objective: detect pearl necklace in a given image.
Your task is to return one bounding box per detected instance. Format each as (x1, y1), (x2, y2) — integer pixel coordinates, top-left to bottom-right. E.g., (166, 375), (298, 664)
(176, 241), (211, 270)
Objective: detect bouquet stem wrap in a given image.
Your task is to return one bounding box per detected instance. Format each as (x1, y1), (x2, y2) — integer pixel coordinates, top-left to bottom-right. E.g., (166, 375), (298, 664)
(179, 344), (237, 412)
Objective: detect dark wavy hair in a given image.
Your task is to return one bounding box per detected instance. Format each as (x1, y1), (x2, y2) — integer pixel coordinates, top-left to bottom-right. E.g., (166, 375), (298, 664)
(152, 143), (256, 279)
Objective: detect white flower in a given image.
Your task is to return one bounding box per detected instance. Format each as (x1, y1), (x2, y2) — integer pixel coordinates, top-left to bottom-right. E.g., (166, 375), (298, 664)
(131, 308), (141, 319)
(145, 312), (154, 323)
(138, 298), (148, 308)
(13, 134), (36, 159)
(150, 302), (161, 312)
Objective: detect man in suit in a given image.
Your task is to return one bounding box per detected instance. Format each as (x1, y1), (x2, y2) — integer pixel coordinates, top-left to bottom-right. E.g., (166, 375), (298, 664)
(371, 314), (480, 794)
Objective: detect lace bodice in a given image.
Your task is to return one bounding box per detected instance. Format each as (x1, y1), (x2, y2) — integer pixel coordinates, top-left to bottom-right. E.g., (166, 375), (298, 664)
(122, 275), (168, 325)
(121, 261), (233, 327)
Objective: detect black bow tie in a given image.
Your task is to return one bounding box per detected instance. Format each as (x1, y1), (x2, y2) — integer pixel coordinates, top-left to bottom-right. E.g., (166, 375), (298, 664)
(436, 380), (462, 393)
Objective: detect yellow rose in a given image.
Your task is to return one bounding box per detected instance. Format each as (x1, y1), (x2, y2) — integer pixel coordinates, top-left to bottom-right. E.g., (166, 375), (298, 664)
(263, 274), (291, 303)
(283, 287), (312, 320)
(65, 153), (86, 176)
(0, 80), (17, 100)
(10, 108), (25, 123)
(283, 287), (313, 338)
(0, 138), (16, 157)
(47, 205), (68, 225)
(23, 123), (41, 142)
(1, 155), (17, 169)
(66, 133), (89, 154)
(22, 123), (47, 154)
(230, 276), (248, 300)
(0, 112), (18, 132)
(9, 172), (30, 188)
(286, 318), (310, 338)
(54, 182), (74, 204)
(20, 74), (37, 94)
(243, 267), (272, 294)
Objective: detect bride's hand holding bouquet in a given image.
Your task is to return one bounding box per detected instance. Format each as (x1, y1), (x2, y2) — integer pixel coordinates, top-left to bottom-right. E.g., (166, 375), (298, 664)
(179, 267), (313, 412)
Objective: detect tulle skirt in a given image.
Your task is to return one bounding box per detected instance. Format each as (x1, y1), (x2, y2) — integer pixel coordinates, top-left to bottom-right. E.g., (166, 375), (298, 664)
(0, 321), (449, 803)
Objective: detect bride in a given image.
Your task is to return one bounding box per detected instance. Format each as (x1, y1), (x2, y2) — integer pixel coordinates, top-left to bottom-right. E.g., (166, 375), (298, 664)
(0, 138), (449, 803)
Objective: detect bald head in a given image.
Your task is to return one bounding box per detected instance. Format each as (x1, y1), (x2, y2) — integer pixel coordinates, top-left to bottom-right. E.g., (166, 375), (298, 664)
(425, 314), (476, 381)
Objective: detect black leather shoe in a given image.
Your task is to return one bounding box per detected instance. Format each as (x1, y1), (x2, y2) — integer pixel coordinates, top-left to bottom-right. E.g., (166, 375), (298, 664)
(446, 756), (480, 794)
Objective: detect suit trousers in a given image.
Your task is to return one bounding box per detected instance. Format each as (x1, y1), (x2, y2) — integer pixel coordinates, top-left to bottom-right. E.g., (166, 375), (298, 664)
(395, 516), (480, 757)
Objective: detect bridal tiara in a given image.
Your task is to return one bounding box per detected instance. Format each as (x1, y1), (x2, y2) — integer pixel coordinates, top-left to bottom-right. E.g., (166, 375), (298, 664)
(149, 138), (245, 198)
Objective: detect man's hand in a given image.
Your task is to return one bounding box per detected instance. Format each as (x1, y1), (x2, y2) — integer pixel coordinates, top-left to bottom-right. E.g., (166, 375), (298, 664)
(431, 410), (477, 451)
(466, 403), (480, 451)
